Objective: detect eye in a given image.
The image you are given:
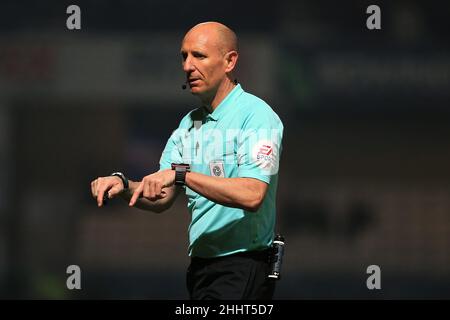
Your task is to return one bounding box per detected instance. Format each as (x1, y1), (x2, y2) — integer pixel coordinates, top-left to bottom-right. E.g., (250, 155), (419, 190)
(193, 51), (206, 59)
(181, 52), (187, 61)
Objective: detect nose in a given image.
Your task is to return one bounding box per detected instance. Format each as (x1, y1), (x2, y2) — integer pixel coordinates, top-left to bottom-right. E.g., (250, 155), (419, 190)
(182, 55), (195, 73)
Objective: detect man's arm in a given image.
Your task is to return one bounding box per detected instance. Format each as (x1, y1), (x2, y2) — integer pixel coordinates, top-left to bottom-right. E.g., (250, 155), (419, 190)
(91, 176), (181, 213)
(185, 172), (268, 212)
(128, 169), (268, 212)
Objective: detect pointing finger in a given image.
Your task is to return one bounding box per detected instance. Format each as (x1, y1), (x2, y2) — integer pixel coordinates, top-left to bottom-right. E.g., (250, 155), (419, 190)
(129, 182), (143, 206)
(97, 187), (106, 207)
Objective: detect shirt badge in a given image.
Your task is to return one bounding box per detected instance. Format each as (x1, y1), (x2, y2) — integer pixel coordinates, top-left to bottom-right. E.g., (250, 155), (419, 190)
(209, 161), (225, 177)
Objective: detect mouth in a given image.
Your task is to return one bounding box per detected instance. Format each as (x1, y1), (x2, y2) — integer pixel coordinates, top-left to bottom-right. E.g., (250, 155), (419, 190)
(188, 78), (201, 86)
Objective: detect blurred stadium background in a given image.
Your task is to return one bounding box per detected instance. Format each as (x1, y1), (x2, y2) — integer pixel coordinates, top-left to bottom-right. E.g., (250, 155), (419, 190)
(0, 0), (449, 299)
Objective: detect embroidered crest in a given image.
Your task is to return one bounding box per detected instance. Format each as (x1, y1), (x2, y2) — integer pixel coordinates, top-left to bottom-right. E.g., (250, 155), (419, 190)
(209, 161), (225, 177)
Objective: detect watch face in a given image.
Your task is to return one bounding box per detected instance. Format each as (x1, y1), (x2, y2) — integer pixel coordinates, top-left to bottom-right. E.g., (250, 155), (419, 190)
(172, 164), (190, 171)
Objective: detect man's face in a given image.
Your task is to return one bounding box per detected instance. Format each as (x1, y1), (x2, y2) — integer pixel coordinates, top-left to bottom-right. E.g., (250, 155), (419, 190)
(180, 30), (227, 97)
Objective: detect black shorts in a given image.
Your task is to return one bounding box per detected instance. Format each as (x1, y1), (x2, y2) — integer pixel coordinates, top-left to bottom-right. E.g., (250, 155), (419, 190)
(186, 249), (276, 300)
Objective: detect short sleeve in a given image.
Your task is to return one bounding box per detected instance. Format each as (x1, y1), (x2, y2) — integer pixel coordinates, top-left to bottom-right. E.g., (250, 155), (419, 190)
(236, 109), (283, 184)
(159, 128), (184, 171)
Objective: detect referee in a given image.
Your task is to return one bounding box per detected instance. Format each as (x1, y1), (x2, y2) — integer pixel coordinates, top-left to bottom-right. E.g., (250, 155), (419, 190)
(91, 21), (284, 300)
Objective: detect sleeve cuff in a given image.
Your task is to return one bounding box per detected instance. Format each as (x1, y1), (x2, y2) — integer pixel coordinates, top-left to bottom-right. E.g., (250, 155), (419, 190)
(237, 170), (271, 184)
(159, 164), (172, 171)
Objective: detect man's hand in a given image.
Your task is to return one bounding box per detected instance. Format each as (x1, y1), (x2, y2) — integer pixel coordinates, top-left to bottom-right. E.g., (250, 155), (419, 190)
(129, 169), (176, 206)
(91, 176), (125, 207)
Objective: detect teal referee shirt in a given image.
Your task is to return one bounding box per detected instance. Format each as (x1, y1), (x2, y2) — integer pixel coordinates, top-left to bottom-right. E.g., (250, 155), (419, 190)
(160, 84), (284, 258)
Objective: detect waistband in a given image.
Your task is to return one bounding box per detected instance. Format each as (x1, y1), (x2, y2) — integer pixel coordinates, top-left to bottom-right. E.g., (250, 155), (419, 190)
(191, 248), (271, 263)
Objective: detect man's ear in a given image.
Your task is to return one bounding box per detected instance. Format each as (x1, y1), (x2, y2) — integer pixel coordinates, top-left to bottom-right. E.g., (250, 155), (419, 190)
(224, 51), (238, 73)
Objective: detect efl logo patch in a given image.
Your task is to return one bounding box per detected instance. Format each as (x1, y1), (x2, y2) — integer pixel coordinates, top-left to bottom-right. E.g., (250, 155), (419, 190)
(209, 161), (225, 178)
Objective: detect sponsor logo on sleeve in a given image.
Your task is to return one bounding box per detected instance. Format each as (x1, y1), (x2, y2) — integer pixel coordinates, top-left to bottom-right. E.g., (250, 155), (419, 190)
(252, 140), (279, 175)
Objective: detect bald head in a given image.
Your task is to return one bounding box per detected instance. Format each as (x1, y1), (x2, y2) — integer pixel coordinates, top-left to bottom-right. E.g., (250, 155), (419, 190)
(180, 21), (239, 102)
(183, 22), (238, 55)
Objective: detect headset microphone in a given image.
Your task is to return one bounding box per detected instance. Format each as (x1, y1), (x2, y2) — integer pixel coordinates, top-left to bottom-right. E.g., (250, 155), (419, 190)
(182, 83), (187, 90)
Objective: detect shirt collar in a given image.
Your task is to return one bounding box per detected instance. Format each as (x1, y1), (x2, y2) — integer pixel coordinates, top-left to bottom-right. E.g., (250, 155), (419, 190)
(203, 84), (244, 121)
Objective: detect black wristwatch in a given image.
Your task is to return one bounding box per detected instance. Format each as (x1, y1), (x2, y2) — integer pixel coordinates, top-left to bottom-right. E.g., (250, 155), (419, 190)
(111, 172), (129, 190)
(171, 163), (191, 186)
